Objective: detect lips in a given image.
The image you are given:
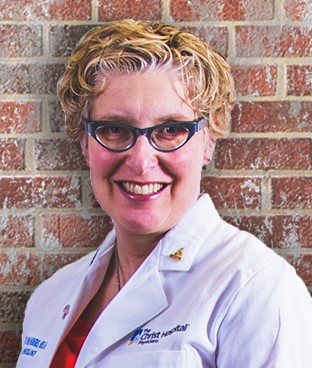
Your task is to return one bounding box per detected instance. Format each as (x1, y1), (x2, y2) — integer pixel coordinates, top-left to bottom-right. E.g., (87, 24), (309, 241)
(121, 182), (165, 195)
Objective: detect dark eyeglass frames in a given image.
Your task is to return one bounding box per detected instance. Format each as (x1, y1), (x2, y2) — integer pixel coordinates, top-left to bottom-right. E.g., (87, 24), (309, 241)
(85, 118), (207, 152)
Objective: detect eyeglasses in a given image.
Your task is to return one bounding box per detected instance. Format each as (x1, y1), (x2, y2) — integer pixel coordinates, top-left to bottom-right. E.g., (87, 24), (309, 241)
(85, 118), (207, 152)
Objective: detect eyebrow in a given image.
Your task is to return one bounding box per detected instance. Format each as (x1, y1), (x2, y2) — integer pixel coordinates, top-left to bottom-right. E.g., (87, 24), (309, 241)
(90, 114), (196, 124)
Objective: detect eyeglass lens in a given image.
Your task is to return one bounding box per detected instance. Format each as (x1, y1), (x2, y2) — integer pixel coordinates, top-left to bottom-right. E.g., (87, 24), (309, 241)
(95, 125), (190, 151)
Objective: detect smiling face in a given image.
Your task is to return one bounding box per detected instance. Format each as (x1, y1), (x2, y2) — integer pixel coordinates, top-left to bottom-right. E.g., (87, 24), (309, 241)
(82, 69), (215, 241)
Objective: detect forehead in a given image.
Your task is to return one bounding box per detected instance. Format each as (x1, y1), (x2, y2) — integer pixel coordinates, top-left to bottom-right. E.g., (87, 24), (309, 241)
(89, 70), (195, 122)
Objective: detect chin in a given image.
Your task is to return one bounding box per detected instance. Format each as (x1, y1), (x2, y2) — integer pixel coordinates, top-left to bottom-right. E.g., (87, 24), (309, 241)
(116, 213), (170, 237)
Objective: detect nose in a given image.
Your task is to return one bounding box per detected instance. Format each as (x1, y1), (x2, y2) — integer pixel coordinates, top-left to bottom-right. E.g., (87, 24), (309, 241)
(124, 135), (158, 175)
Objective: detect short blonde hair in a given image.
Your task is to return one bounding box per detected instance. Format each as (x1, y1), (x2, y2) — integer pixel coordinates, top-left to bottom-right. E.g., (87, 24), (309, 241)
(58, 19), (236, 140)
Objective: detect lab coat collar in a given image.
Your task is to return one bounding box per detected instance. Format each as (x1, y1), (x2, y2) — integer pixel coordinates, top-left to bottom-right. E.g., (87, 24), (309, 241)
(158, 194), (221, 271)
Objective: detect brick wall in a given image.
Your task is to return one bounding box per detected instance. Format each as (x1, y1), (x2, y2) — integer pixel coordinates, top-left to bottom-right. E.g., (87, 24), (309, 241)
(0, 0), (311, 365)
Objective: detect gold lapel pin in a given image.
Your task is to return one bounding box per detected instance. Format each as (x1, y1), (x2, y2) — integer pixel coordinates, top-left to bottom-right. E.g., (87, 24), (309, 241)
(169, 247), (184, 261)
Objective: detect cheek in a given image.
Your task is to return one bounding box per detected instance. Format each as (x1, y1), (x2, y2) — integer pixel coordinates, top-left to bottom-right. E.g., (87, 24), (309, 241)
(166, 146), (204, 178)
(179, 138), (206, 167)
(88, 145), (115, 177)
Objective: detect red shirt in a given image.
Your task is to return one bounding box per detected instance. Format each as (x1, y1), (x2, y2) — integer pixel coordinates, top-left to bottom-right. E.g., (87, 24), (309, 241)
(50, 318), (91, 368)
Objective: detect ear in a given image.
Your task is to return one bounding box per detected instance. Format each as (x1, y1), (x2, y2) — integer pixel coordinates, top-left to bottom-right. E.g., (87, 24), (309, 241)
(203, 128), (216, 165)
(80, 134), (90, 166)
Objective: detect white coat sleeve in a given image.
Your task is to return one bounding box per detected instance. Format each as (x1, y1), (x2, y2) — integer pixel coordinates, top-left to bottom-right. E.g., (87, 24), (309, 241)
(216, 260), (312, 368)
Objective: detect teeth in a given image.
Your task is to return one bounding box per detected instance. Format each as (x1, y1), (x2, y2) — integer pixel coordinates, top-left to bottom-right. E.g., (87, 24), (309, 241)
(123, 182), (164, 195)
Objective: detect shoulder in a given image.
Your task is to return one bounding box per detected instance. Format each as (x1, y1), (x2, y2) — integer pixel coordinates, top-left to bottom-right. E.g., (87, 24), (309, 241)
(203, 219), (312, 365)
(195, 213), (311, 313)
(207, 219), (312, 329)
(215, 251), (312, 366)
(199, 214), (281, 280)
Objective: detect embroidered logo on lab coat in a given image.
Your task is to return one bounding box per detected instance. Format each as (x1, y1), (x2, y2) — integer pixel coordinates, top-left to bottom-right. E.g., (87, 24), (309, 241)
(128, 324), (190, 346)
(21, 336), (48, 357)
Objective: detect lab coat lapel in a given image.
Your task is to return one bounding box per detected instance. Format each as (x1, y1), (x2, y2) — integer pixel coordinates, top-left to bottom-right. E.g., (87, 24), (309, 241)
(75, 248), (168, 368)
(58, 248), (113, 339)
(42, 243), (115, 365)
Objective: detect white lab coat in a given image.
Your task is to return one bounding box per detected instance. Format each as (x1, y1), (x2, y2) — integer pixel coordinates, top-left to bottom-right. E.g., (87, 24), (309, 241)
(17, 194), (312, 367)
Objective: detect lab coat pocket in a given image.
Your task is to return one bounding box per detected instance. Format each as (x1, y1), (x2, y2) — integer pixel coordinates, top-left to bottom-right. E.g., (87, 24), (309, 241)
(106, 349), (202, 367)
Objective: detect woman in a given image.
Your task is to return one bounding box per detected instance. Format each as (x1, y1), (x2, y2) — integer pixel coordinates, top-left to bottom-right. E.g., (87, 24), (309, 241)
(17, 20), (312, 367)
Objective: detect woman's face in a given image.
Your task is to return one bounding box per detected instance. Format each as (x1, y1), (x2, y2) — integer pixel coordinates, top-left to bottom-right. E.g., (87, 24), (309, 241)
(82, 70), (214, 239)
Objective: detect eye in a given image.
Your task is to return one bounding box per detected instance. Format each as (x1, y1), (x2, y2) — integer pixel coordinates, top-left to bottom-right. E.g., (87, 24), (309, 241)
(103, 126), (124, 134)
(163, 126), (185, 134)
(154, 125), (189, 139)
(96, 124), (132, 143)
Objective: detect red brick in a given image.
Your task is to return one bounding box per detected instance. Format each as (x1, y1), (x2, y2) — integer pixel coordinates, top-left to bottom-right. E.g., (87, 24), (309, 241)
(0, 215), (34, 248)
(0, 250), (83, 286)
(287, 253), (312, 287)
(236, 26), (312, 57)
(170, 0), (273, 21)
(0, 0), (91, 21)
(271, 215), (312, 249)
(34, 139), (87, 170)
(231, 65), (277, 97)
(60, 215), (112, 248)
(0, 101), (41, 134)
(231, 101), (312, 133)
(284, 0), (312, 21)
(225, 215), (312, 250)
(0, 138), (25, 170)
(0, 25), (43, 57)
(0, 63), (65, 95)
(41, 214), (112, 248)
(0, 330), (20, 364)
(40, 252), (86, 281)
(287, 65), (312, 96)
(0, 176), (81, 209)
(0, 178), (32, 208)
(201, 177), (261, 209)
(32, 176), (82, 209)
(50, 25), (94, 57)
(223, 215), (272, 246)
(0, 251), (37, 286)
(40, 214), (60, 248)
(0, 291), (31, 323)
(215, 138), (311, 170)
(98, 0), (161, 21)
(182, 26), (228, 58)
(271, 177), (312, 209)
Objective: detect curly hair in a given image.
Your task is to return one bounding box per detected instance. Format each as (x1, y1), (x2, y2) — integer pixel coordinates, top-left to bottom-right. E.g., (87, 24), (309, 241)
(57, 19), (236, 140)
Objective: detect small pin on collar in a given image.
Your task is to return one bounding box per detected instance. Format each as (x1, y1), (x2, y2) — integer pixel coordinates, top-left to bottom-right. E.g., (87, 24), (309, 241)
(62, 304), (70, 319)
(169, 247), (184, 261)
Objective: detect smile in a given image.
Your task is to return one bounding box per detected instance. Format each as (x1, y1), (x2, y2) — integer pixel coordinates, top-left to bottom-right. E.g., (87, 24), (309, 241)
(121, 182), (165, 195)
